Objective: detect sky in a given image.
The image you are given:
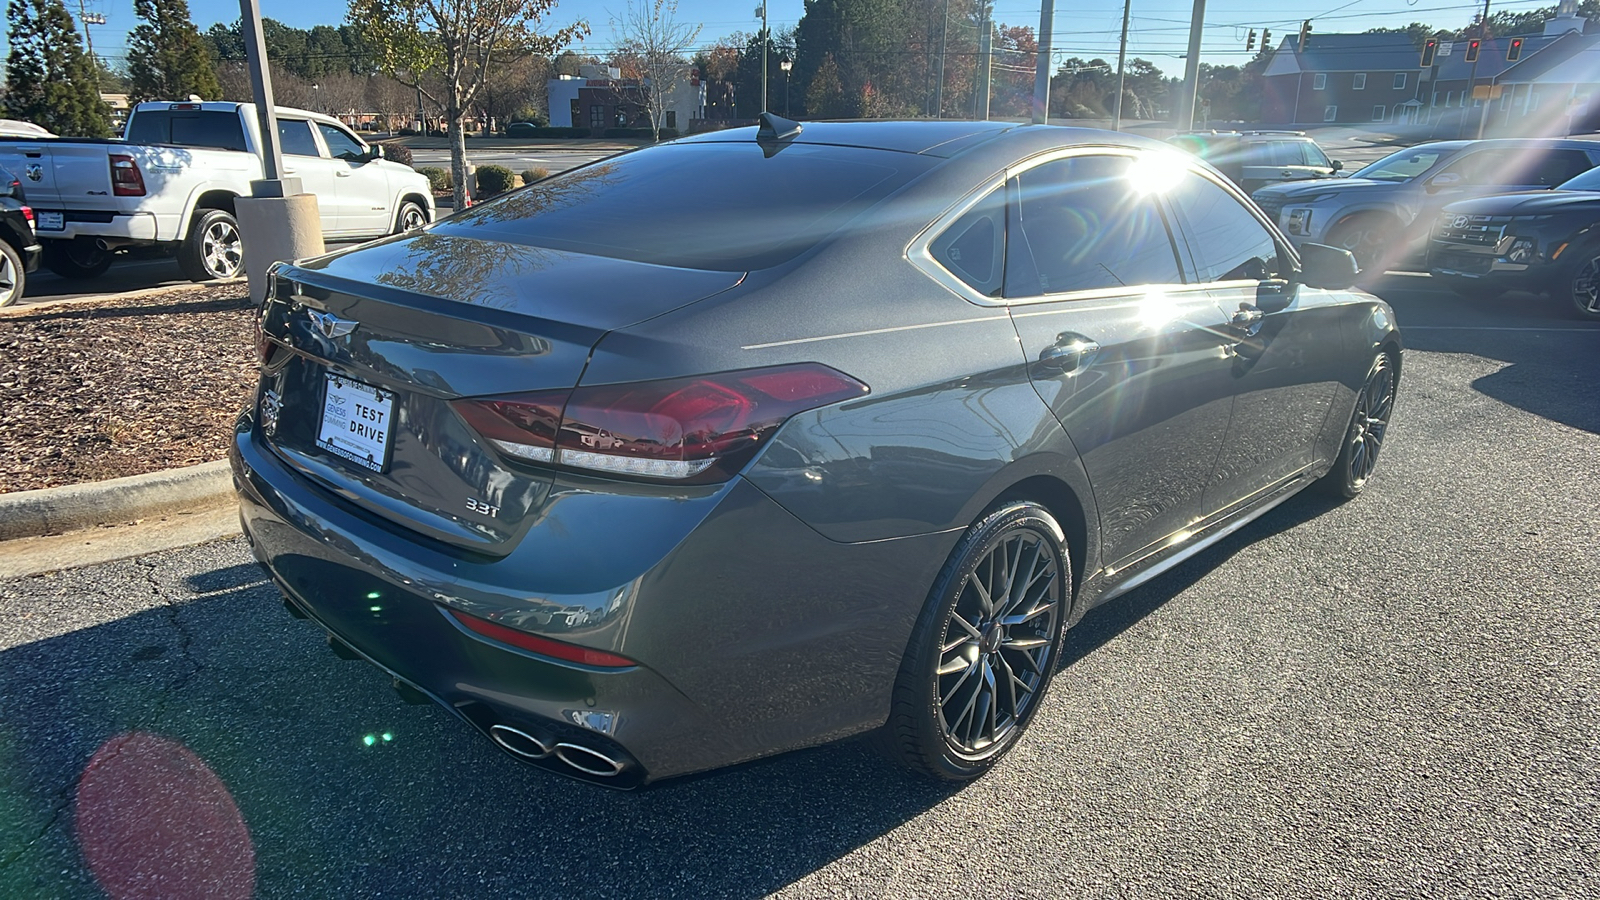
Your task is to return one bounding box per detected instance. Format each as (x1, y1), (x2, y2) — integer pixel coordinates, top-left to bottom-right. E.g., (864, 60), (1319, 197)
(54, 0), (1587, 79)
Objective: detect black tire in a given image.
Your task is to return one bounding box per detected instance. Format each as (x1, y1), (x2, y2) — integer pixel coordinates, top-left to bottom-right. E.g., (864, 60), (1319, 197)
(1320, 351), (1399, 499)
(876, 500), (1071, 781)
(394, 199), (429, 233)
(1563, 250), (1600, 320)
(177, 208), (244, 282)
(1326, 215), (1397, 278)
(0, 240), (23, 307)
(42, 241), (114, 280)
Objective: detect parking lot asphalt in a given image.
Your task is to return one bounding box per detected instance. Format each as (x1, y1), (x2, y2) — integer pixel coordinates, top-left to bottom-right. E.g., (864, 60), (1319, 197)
(2, 276), (1597, 898)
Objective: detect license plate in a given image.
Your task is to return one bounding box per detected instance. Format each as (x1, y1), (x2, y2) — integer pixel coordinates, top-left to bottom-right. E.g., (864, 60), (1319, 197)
(317, 373), (395, 472)
(37, 211), (64, 231)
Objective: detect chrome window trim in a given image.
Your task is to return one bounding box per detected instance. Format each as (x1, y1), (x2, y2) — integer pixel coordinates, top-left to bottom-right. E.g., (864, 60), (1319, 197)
(907, 145), (1298, 308)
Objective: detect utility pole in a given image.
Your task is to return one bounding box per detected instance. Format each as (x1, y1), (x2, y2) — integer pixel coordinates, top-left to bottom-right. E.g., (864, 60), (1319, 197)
(934, 0), (951, 117)
(1033, 0), (1055, 123)
(1111, 0), (1132, 130)
(1176, 0), (1207, 130)
(976, 10), (992, 120)
(757, 2), (769, 113)
(76, 2), (106, 95)
(1468, 0), (1493, 138)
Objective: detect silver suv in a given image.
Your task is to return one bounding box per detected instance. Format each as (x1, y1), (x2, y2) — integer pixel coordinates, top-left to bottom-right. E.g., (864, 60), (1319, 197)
(1253, 139), (1600, 275)
(1167, 131), (1340, 194)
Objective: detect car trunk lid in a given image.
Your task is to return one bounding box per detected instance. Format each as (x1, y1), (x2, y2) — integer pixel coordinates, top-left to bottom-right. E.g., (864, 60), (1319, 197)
(256, 232), (745, 552)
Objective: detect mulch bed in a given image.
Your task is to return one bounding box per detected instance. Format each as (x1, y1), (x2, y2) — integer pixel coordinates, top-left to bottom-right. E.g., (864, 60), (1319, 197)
(0, 286), (257, 493)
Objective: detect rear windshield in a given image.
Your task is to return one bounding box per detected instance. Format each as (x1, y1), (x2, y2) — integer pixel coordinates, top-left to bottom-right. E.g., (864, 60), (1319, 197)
(125, 110), (248, 152)
(431, 142), (933, 271)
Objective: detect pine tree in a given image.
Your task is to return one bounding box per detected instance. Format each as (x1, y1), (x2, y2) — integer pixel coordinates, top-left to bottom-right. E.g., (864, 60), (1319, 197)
(126, 0), (222, 102)
(2, 0), (113, 136)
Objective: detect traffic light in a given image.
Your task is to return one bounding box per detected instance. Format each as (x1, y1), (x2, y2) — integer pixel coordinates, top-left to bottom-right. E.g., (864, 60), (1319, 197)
(1465, 38), (1481, 62)
(1262, 29), (1271, 49)
(1299, 20), (1312, 51)
(1246, 29), (1256, 51)
(1507, 38), (1524, 61)
(1421, 38), (1438, 67)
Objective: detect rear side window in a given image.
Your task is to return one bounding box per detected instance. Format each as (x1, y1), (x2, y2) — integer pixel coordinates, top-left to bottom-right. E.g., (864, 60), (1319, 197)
(278, 120), (320, 157)
(434, 142), (931, 271)
(1166, 171), (1284, 283)
(1530, 150), (1594, 186)
(125, 110), (248, 151)
(1004, 154), (1182, 298)
(930, 187), (1005, 297)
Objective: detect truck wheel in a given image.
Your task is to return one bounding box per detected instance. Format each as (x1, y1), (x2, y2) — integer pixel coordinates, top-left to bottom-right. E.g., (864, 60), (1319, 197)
(1567, 252), (1600, 320)
(178, 209), (245, 282)
(394, 200), (429, 233)
(42, 241), (114, 280)
(1327, 214), (1397, 278)
(0, 240), (24, 307)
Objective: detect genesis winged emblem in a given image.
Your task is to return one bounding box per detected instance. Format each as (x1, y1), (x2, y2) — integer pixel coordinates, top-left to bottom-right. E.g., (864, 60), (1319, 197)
(308, 310), (357, 339)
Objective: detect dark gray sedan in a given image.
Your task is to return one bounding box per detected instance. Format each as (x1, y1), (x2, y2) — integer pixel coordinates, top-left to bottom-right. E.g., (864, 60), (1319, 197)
(233, 118), (1400, 787)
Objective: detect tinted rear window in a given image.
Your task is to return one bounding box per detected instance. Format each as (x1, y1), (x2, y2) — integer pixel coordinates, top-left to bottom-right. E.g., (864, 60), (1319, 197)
(432, 142), (932, 271)
(125, 110), (248, 151)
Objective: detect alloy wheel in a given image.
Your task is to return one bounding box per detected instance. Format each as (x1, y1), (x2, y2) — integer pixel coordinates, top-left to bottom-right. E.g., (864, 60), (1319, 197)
(1572, 257), (1600, 315)
(936, 527), (1062, 756)
(1346, 356), (1396, 488)
(0, 252), (15, 306)
(203, 219), (243, 279)
(401, 204), (428, 231)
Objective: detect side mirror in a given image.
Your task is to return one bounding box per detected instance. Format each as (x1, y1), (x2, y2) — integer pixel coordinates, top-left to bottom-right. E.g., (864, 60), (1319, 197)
(1425, 171), (1462, 193)
(363, 144), (385, 163)
(1330, 159), (1343, 172)
(1297, 242), (1360, 290)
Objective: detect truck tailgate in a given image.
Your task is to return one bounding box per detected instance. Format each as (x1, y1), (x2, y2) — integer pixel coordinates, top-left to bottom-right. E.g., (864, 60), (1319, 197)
(0, 141), (114, 210)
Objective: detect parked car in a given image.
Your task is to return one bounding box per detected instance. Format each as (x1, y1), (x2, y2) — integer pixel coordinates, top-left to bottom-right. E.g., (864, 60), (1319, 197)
(235, 117), (1400, 788)
(1167, 130), (1342, 193)
(0, 119), (54, 139)
(0, 165), (41, 307)
(1428, 164), (1600, 319)
(506, 121), (542, 137)
(1252, 139), (1600, 275)
(0, 101), (433, 285)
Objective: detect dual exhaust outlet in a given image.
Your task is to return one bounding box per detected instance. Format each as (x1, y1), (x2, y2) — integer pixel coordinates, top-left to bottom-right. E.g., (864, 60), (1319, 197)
(488, 724), (628, 778)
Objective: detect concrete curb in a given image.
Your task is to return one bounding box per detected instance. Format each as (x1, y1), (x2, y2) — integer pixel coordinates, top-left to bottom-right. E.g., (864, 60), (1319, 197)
(0, 460), (234, 542)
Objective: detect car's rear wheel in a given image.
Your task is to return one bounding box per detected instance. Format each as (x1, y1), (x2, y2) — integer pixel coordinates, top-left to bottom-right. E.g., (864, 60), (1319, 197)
(0, 240), (23, 307)
(1327, 214), (1397, 277)
(178, 209), (244, 282)
(877, 500), (1070, 781)
(1321, 351), (1398, 499)
(42, 241), (114, 280)
(1565, 253), (1600, 320)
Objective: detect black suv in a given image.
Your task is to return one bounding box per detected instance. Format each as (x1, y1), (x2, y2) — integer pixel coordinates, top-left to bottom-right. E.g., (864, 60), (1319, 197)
(1428, 164), (1600, 319)
(1168, 131), (1342, 194)
(0, 164), (41, 307)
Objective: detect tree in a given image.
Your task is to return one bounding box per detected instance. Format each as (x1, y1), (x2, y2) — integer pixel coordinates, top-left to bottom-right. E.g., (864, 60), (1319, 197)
(126, 0), (222, 102)
(611, 0), (701, 141)
(3, 0), (112, 136)
(349, 0), (587, 210)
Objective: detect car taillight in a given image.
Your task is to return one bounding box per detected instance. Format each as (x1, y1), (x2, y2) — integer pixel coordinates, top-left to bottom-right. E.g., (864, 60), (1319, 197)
(110, 155), (145, 196)
(452, 363), (869, 483)
(445, 608), (637, 668)
(19, 206), (32, 227)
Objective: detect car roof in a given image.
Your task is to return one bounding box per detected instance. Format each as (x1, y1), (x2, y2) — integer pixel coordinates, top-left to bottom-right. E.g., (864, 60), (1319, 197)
(130, 101), (353, 132)
(674, 120), (1181, 160)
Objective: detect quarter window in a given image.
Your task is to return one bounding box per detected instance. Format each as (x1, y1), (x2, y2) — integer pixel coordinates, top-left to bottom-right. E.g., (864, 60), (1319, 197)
(930, 187), (1005, 297)
(1165, 172), (1284, 283)
(1003, 155), (1182, 298)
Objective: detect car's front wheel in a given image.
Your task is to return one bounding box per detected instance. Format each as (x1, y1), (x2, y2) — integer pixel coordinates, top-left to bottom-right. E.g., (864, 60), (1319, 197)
(395, 200), (429, 234)
(177, 209), (244, 282)
(877, 500), (1071, 781)
(1565, 252), (1600, 320)
(1321, 351), (1399, 499)
(1327, 214), (1398, 277)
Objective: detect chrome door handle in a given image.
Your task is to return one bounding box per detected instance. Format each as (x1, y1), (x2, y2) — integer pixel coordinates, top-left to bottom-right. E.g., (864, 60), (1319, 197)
(1232, 306), (1265, 327)
(336, 170), (351, 177)
(1038, 334), (1100, 373)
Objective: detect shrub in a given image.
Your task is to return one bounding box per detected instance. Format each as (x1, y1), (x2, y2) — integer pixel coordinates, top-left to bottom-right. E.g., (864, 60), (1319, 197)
(520, 167), (549, 185)
(510, 106), (548, 126)
(417, 166), (451, 193)
(475, 164), (515, 197)
(603, 127), (678, 141)
(382, 143), (414, 168)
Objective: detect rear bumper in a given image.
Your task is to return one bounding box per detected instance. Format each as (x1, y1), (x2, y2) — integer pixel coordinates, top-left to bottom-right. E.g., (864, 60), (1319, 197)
(231, 414), (954, 784)
(34, 210), (159, 244)
(20, 242), (40, 272)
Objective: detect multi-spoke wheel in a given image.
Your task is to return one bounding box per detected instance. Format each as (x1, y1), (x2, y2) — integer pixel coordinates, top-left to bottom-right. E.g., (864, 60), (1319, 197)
(178, 209), (244, 282)
(1322, 351), (1398, 499)
(1567, 254), (1600, 320)
(1327, 214), (1397, 278)
(395, 200), (430, 233)
(0, 240), (22, 308)
(877, 500), (1071, 780)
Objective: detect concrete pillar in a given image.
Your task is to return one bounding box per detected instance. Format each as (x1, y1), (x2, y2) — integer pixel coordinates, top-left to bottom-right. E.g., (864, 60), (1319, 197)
(236, 194), (324, 305)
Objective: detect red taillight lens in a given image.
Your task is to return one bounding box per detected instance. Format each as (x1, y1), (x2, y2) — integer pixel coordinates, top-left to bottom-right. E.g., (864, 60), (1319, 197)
(451, 363), (869, 482)
(445, 608), (636, 668)
(110, 154), (145, 197)
(19, 206), (32, 226)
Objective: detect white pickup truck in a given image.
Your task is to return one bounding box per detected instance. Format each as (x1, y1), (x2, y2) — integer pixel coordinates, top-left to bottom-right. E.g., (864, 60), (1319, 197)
(0, 101), (433, 283)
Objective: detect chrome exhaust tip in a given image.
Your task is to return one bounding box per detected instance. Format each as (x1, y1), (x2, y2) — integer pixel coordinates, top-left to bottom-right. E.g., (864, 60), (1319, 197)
(554, 742), (626, 778)
(488, 724), (554, 760)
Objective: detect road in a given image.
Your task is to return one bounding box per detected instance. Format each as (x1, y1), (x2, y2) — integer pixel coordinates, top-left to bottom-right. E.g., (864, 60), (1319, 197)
(2, 277), (1597, 897)
(13, 149), (615, 307)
